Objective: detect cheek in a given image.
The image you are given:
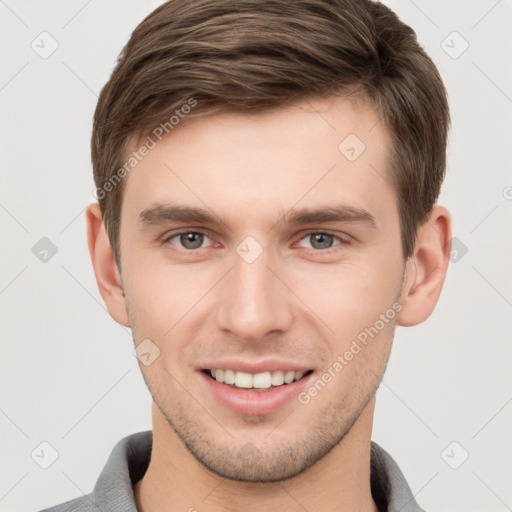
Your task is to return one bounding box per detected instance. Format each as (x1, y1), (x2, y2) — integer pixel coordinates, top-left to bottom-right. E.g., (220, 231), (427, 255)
(124, 259), (206, 337)
(124, 263), (210, 380)
(288, 255), (403, 342)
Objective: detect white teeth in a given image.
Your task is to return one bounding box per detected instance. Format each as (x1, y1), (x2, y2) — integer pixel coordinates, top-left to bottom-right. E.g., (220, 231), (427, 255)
(208, 369), (308, 389)
(271, 370), (284, 386)
(284, 370), (295, 384)
(223, 369), (235, 385)
(253, 371), (272, 389)
(234, 371), (253, 388)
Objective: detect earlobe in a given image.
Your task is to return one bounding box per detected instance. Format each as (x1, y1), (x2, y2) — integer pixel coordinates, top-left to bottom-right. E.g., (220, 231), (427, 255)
(86, 203), (130, 327)
(397, 205), (452, 327)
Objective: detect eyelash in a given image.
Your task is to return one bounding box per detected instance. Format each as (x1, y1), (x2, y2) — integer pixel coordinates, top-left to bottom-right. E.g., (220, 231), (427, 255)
(162, 229), (350, 253)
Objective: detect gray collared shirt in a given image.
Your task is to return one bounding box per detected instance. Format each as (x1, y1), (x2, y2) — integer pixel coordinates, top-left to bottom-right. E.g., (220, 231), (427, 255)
(38, 430), (426, 511)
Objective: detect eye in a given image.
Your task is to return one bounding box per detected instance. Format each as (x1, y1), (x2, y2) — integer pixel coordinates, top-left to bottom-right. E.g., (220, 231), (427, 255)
(297, 232), (346, 251)
(165, 231), (213, 250)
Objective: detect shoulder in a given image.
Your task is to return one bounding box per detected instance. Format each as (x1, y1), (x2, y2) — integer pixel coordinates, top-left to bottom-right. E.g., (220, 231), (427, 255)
(36, 494), (97, 512)
(370, 441), (428, 512)
(35, 430), (152, 512)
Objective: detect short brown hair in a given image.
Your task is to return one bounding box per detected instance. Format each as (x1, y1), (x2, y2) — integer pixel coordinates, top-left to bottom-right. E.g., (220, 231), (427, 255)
(91, 0), (450, 266)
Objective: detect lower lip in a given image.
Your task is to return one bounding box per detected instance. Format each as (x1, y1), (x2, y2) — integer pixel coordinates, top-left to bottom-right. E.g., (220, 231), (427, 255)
(199, 371), (314, 415)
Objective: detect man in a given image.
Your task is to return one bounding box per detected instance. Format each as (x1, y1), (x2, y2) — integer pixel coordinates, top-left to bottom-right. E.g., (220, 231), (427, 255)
(41, 0), (451, 510)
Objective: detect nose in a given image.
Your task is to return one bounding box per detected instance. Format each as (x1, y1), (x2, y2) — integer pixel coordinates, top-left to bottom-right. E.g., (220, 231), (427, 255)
(215, 247), (294, 342)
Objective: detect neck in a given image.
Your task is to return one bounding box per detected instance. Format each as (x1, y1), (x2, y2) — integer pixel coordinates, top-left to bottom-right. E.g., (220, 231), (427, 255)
(134, 397), (379, 512)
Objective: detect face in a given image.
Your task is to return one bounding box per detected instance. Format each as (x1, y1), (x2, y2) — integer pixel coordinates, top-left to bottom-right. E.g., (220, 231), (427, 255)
(118, 96), (406, 482)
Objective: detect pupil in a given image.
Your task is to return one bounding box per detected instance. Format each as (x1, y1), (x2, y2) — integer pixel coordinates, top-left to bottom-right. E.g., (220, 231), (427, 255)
(181, 232), (203, 249)
(311, 233), (333, 250)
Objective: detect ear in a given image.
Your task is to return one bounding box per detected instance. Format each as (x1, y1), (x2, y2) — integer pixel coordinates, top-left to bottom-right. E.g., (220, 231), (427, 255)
(396, 205), (452, 327)
(86, 203), (130, 327)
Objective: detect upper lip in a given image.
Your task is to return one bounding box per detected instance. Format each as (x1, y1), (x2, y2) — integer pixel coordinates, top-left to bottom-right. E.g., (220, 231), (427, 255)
(199, 358), (314, 374)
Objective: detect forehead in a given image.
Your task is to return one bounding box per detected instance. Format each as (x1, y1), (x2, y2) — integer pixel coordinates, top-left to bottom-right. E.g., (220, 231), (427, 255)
(121, 96), (395, 229)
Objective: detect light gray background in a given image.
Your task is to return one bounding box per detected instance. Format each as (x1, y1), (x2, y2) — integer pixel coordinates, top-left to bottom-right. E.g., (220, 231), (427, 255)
(1, 1), (511, 511)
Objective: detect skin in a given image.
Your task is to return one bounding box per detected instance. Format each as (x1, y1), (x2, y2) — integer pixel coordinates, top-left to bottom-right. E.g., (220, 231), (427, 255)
(87, 96), (451, 512)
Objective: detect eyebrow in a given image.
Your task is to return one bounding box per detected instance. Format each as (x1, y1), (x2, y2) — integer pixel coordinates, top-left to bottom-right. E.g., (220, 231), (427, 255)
(139, 204), (222, 226)
(138, 203), (377, 229)
(285, 206), (376, 227)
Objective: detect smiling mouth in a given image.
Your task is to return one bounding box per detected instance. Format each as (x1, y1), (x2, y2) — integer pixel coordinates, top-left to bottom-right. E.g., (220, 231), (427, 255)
(203, 369), (314, 391)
